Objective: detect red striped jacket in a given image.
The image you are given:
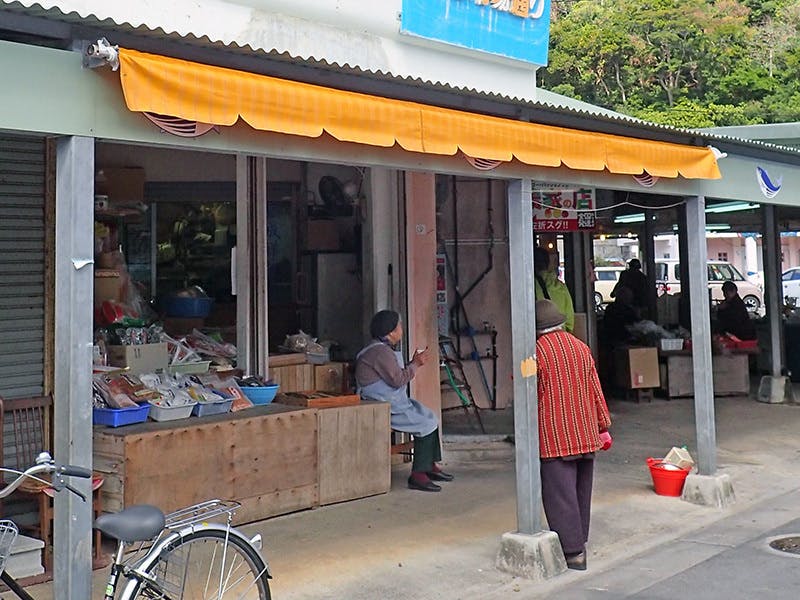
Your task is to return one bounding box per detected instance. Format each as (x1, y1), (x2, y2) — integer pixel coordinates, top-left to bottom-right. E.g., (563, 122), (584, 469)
(536, 330), (611, 458)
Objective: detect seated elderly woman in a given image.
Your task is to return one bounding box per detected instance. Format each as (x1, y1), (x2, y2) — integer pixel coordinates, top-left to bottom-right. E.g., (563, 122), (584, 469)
(355, 310), (453, 492)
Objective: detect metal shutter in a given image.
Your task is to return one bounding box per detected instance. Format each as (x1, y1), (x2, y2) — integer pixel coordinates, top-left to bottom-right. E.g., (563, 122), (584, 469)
(0, 134), (46, 399)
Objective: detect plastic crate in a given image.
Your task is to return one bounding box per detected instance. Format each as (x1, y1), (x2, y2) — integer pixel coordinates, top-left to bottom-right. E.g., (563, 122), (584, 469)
(659, 338), (684, 351)
(148, 401), (197, 422)
(191, 398), (233, 417)
(93, 404), (150, 428)
(167, 361), (211, 375)
(241, 384), (280, 405)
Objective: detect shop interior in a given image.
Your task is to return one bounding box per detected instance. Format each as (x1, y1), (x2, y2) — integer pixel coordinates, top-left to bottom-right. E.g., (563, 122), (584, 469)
(93, 144), (369, 368)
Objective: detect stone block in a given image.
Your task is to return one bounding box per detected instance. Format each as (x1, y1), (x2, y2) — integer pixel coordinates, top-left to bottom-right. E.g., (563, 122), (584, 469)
(757, 375), (794, 404)
(496, 530), (567, 581)
(681, 472), (736, 508)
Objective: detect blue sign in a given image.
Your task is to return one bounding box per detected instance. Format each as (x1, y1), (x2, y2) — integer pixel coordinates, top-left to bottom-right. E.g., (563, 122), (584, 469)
(400, 0), (551, 66)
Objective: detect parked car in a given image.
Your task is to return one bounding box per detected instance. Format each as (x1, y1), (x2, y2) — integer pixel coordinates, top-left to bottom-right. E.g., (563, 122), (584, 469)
(593, 266), (624, 307)
(655, 259), (763, 311)
(782, 267), (800, 303)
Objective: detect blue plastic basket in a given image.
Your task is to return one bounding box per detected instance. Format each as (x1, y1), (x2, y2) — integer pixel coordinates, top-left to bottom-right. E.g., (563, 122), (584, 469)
(164, 296), (214, 318)
(241, 384), (280, 405)
(93, 404), (150, 427)
(192, 398), (233, 417)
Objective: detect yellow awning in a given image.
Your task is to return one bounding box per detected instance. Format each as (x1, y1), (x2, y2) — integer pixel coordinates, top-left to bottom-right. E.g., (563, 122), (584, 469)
(117, 48), (721, 179)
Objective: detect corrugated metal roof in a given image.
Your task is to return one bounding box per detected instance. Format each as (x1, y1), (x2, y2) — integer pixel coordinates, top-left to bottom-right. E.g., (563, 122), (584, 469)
(4, 0), (800, 165)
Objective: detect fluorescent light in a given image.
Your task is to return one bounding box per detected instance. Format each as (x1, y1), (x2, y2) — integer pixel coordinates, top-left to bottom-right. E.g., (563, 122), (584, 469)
(705, 201), (759, 214)
(672, 224), (731, 232)
(613, 213), (645, 224)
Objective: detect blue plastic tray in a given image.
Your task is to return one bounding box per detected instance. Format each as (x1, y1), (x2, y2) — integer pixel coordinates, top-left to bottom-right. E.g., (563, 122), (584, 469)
(241, 385), (280, 405)
(93, 404), (150, 427)
(192, 398), (233, 417)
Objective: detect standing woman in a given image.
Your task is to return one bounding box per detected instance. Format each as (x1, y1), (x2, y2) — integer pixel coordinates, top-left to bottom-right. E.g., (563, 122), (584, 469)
(355, 310), (453, 492)
(535, 300), (612, 570)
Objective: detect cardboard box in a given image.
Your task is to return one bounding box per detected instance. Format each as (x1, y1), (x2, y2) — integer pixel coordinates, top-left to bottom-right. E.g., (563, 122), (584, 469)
(306, 220), (339, 251)
(94, 269), (125, 307)
(108, 343), (169, 375)
(95, 167), (145, 206)
(615, 347), (659, 389)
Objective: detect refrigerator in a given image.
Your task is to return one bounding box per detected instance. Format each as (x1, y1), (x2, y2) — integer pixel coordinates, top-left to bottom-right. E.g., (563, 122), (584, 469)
(299, 253), (364, 360)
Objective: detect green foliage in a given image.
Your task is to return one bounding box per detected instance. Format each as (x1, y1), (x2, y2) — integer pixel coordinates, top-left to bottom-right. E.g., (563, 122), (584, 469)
(544, 0), (800, 126)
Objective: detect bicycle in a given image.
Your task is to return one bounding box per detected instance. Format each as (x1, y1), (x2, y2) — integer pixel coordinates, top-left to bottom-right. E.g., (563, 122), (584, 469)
(0, 452), (272, 599)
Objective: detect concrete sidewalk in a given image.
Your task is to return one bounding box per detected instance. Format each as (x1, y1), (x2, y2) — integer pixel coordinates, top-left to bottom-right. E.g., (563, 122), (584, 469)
(24, 392), (800, 599)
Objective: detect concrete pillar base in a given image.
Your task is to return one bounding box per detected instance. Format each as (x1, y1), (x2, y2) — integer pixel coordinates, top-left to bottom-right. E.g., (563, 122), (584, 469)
(681, 472), (736, 508)
(757, 375), (794, 404)
(496, 530), (567, 581)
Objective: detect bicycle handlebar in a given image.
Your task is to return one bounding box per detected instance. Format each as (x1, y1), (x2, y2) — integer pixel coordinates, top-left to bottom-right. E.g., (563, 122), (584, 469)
(0, 452), (92, 501)
(58, 465), (92, 479)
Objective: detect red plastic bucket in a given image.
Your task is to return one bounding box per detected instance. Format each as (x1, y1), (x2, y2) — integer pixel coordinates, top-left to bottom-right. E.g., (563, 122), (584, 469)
(647, 457), (690, 496)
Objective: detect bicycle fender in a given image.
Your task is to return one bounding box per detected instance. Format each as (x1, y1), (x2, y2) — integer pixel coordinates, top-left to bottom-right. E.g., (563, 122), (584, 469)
(118, 522), (272, 599)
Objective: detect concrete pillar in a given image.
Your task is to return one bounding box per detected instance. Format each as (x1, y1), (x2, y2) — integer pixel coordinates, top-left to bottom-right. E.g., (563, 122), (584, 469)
(404, 172), (440, 416)
(54, 135), (94, 599)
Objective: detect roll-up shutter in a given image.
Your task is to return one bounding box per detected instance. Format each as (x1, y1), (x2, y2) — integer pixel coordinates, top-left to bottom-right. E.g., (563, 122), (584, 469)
(0, 134), (46, 399)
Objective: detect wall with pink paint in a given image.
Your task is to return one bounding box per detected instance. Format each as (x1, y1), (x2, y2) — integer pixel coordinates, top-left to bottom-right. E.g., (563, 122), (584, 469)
(404, 172), (442, 415)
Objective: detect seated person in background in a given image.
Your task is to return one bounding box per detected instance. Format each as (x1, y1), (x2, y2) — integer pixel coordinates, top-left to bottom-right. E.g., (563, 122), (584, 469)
(355, 310), (453, 493)
(716, 281), (757, 341)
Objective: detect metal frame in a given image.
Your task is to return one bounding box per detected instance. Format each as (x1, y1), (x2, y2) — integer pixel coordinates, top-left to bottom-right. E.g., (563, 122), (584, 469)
(685, 195), (717, 476)
(53, 135), (94, 598)
(507, 179), (541, 534)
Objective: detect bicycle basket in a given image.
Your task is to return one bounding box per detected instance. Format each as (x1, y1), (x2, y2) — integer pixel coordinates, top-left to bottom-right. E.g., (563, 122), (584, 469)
(0, 520), (19, 574)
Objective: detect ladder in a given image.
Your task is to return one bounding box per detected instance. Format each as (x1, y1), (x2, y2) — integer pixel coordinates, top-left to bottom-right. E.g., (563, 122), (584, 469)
(439, 336), (486, 433)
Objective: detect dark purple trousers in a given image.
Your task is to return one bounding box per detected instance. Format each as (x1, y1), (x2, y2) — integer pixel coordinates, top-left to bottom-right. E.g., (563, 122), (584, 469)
(540, 456), (595, 555)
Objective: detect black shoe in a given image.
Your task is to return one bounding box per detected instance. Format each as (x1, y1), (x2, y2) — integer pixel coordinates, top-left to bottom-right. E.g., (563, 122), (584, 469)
(427, 470), (454, 482)
(408, 476), (441, 492)
(565, 551), (587, 571)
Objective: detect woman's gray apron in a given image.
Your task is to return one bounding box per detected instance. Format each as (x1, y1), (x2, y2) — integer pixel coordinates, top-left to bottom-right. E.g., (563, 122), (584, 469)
(356, 341), (438, 437)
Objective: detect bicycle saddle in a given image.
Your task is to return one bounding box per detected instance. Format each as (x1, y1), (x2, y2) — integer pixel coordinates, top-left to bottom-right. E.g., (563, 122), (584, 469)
(95, 504), (166, 543)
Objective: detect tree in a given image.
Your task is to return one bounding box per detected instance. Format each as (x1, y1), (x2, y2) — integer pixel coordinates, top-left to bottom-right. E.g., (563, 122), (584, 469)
(543, 0), (800, 126)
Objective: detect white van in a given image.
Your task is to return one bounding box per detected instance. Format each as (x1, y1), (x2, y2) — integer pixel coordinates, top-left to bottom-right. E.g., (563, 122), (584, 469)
(655, 259), (763, 311)
(593, 266), (624, 307)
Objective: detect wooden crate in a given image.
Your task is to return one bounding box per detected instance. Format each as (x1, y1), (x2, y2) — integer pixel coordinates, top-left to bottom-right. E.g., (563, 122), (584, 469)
(93, 404), (319, 523)
(317, 401), (391, 506)
(314, 362), (346, 393)
(660, 352), (750, 398)
(269, 364), (315, 392)
(277, 391), (360, 408)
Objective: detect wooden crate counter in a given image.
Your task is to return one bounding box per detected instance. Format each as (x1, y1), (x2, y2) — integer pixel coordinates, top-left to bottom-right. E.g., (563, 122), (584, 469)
(315, 400), (390, 506)
(93, 403), (319, 525)
(93, 400), (391, 522)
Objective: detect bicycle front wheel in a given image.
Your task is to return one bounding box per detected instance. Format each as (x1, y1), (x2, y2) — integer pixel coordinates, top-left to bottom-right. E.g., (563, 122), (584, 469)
(132, 528), (271, 600)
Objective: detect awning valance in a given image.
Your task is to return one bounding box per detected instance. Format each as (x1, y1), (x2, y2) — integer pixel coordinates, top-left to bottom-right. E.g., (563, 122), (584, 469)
(117, 48), (721, 179)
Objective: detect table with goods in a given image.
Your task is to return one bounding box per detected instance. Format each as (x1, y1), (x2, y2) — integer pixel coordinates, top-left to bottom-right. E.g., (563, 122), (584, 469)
(91, 326), (390, 523)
